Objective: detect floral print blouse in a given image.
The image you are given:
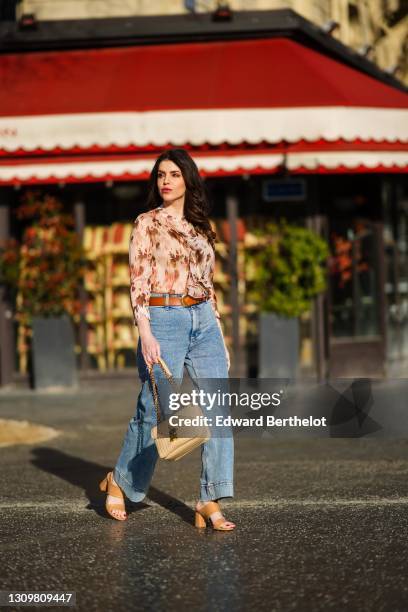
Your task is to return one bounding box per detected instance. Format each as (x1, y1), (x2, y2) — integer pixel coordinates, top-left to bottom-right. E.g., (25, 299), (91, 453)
(129, 204), (221, 326)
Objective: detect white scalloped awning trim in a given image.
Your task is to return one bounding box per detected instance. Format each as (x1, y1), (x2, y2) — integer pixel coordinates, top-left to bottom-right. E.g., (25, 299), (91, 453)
(0, 152), (406, 182)
(0, 107), (407, 152)
(0, 153), (281, 181)
(287, 151), (408, 169)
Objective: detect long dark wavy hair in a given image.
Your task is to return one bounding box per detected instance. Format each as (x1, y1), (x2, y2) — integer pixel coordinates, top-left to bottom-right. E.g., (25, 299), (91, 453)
(146, 148), (217, 249)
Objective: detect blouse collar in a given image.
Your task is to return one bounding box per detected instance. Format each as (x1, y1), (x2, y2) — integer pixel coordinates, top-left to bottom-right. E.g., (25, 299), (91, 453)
(157, 204), (186, 221)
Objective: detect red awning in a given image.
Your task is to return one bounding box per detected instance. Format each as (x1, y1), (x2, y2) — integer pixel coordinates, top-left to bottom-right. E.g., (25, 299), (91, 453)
(0, 37), (407, 183)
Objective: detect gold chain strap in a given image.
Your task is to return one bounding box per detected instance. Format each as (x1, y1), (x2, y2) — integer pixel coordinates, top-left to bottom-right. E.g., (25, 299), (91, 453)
(147, 357), (176, 425)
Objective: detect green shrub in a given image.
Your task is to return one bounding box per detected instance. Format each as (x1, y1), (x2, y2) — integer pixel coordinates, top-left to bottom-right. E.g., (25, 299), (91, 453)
(245, 220), (329, 318)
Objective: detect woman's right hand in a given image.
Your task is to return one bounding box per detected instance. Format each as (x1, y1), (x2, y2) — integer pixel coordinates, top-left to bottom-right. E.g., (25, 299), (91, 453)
(137, 315), (161, 367)
(140, 331), (161, 368)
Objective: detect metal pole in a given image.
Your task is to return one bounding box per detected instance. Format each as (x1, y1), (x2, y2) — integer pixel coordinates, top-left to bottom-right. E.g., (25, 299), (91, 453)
(226, 192), (245, 377)
(74, 199), (90, 371)
(352, 236), (358, 338)
(312, 215), (329, 382)
(374, 220), (387, 375)
(0, 203), (15, 386)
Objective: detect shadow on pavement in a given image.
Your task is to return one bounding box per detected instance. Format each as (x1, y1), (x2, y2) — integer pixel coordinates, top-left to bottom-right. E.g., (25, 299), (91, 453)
(29, 447), (194, 524)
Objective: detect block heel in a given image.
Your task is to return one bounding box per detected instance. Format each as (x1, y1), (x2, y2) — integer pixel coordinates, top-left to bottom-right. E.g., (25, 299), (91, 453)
(195, 511), (207, 528)
(99, 476), (108, 492)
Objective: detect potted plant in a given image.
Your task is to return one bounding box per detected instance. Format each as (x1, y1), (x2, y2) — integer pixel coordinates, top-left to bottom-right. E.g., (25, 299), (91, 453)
(0, 191), (86, 389)
(245, 220), (329, 378)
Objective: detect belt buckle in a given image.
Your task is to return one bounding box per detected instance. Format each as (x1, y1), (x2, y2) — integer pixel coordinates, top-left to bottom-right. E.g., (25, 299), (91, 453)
(180, 293), (189, 307)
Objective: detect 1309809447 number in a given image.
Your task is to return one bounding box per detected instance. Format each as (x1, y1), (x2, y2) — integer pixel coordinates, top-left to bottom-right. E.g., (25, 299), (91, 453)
(0, 591), (76, 606)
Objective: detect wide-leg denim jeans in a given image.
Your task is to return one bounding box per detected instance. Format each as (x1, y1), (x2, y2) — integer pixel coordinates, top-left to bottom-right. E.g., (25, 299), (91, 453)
(113, 298), (234, 503)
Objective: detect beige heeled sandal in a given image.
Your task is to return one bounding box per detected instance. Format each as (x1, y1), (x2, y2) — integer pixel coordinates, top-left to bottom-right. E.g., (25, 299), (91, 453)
(194, 501), (236, 531)
(99, 471), (127, 521)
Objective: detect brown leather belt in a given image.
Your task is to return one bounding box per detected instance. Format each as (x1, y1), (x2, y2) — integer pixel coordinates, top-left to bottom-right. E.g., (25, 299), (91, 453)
(149, 294), (208, 307)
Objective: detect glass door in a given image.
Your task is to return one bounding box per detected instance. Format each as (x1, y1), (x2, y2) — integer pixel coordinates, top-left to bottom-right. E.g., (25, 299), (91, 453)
(383, 178), (408, 376)
(328, 217), (385, 377)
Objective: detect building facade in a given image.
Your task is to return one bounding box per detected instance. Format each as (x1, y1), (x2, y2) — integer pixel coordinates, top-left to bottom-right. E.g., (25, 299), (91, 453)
(0, 9), (407, 386)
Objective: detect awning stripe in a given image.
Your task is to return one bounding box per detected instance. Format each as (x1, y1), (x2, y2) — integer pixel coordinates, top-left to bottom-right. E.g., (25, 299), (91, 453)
(0, 151), (406, 184)
(0, 107), (407, 153)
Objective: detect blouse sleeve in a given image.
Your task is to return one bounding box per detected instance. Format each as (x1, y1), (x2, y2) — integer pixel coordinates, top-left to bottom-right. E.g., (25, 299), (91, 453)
(208, 283), (221, 320)
(129, 214), (153, 325)
(206, 243), (221, 320)
(210, 285), (231, 371)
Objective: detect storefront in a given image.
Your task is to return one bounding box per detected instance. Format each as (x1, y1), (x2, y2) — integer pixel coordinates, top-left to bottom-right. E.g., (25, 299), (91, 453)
(0, 11), (407, 384)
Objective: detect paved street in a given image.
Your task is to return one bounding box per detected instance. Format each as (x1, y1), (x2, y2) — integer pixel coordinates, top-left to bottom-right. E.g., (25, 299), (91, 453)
(1, 380), (408, 611)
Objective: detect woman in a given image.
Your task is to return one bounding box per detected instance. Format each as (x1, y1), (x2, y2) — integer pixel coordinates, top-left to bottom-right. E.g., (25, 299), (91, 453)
(99, 148), (235, 530)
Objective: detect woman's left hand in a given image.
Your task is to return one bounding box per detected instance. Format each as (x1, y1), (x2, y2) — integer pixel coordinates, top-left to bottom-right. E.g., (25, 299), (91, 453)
(225, 346), (231, 372)
(216, 318), (230, 372)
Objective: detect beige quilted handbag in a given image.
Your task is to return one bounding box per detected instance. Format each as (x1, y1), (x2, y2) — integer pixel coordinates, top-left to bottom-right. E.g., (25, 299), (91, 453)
(149, 357), (211, 461)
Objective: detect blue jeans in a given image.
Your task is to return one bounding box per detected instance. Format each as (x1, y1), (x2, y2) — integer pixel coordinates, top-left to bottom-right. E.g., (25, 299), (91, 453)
(113, 299), (234, 502)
